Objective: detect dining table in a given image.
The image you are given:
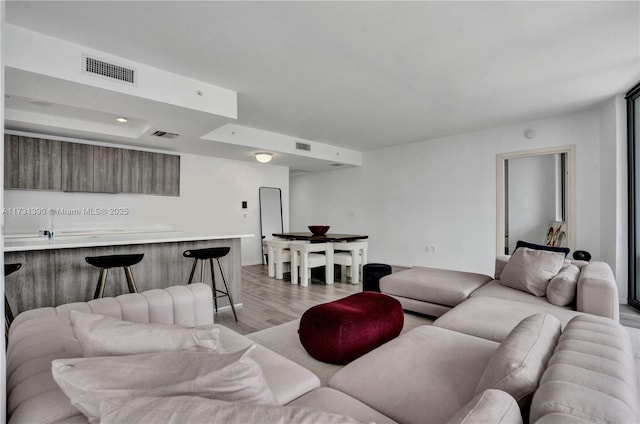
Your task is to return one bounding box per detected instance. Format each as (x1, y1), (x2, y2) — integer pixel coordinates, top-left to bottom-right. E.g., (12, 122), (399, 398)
(271, 232), (368, 284)
(272, 232), (368, 242)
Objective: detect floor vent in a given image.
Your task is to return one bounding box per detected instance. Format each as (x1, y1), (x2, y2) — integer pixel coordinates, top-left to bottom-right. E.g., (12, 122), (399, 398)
(84, 56), (135, 84)
(295, 142), (311, 151)
(150, 130), (180, 139)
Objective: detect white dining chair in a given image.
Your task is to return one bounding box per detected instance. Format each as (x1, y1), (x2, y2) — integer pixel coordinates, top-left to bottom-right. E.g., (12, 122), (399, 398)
(333, 241), (368, 284)
(265, 238), (299, 279)
(289, 242), (334, 287)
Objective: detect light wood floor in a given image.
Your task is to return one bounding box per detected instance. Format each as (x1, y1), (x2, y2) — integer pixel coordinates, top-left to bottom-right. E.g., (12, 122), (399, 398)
(214, 264), (363, 335)
(216, 264), (640, 335)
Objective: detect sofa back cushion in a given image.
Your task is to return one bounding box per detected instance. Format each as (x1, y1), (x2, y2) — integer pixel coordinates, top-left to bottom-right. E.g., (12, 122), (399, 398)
(530, 315), (639, 424)
(499, 248), (565, 296)
(545, 264), (580, 306)
(475, 314), (561, 405)
(446, 389), (523, 424)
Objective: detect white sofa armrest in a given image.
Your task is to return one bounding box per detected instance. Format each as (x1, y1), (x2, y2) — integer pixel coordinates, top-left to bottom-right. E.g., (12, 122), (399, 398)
(576, 262), (619, 321)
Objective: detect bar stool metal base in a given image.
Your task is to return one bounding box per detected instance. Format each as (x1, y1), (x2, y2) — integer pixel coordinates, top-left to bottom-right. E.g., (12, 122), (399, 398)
(184, 247), (238, 322)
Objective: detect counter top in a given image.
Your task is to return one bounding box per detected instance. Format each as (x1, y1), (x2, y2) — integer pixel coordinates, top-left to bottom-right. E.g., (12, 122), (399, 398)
(4, 231), (255, 252)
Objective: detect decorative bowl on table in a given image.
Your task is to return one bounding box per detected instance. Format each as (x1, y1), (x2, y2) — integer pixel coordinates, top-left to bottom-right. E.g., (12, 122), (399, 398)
(308, 226), (330, 237)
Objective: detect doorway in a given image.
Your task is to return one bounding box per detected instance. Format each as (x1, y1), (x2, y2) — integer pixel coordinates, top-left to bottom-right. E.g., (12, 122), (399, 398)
(496, 145), (575, 256)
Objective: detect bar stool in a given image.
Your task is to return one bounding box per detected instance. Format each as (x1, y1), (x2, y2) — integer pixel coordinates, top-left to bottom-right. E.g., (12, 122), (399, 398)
(85, 254), (144, 299)
(183, 247), (238, 321)
(5, 263), (21, 338)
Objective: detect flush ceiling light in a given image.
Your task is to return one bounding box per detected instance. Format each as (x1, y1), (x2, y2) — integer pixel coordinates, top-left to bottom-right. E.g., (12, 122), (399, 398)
(255, 152), (273, 163)
(116, 117), (128, 123)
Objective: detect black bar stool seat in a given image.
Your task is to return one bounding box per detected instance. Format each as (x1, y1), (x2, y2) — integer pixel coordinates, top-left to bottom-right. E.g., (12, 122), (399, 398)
(5, 263), (22, 339)
(183, 247), (237, 321)
(183, 247), (230, 260)
(86, 254), (144, 269)
(85, 254), (144, 299)
(5, 263), (21, 276)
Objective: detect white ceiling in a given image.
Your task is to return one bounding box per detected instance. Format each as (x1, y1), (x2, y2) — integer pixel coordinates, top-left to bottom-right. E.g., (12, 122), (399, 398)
(4, 1), (639, 170)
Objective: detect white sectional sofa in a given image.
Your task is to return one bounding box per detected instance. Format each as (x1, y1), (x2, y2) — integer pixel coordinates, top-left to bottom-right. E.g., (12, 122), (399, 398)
(7, 272), (639, 423)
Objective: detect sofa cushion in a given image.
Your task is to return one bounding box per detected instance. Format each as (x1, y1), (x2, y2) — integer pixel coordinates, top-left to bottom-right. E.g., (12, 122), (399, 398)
(51, 346), (277, 423)
(100, 395), (367, 424)
(289, 387), (398, 424)
(475, 314), (561, 405)
(434, 296), (580, 343)
(215, 324), (321, 405)
(530, 315), (639, 424)
(446, 389), (523, 424)
(545, 264), (580, 306)
(329, 325), (499, 424)
(70, 310), (222, 357)
(499, 248), (565, 297)
(380, 266), (492, 307)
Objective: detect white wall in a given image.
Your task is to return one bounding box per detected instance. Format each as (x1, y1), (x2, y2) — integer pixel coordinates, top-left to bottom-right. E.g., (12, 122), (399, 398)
(291, 108), (603, 277)
(4, 147), (289, 266)
(507, 154), (559, 253)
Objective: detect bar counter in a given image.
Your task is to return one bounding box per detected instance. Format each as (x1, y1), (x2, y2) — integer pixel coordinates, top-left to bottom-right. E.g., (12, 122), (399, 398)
(4, 232), (253, 316)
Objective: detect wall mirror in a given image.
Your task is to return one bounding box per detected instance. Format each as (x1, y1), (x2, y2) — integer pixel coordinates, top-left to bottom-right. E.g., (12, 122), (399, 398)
(496, 145), (576, 256)
(259, 187), (283, 263)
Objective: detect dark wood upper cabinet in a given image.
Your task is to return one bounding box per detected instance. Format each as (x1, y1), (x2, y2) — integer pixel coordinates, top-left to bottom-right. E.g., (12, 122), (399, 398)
(93, 146), (123, 193)
(151, 153), (181, 196)
(5, 134), (179, 196)
(4, 135), (62, 190)
(61, 142), (94, 192)
(122, 150), (180, 196)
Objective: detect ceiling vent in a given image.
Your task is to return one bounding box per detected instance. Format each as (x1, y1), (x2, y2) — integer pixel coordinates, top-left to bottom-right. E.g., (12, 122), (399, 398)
(150, 130), (180, 139)
(295, 141), (311, 151)
(84, 55), (135, 84)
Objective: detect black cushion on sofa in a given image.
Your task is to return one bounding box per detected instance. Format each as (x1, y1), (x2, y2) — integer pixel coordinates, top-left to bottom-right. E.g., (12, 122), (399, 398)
(515, 240), (570, 257)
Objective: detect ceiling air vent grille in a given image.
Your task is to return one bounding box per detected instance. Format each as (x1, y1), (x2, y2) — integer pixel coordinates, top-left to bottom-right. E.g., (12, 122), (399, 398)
(85, 56), (135, 84)
(295, 142), (311, 151)
(150, 130), (180, 139)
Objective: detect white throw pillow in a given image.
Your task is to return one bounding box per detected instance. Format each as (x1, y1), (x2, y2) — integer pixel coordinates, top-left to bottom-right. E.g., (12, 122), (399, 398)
(100, 395), (368, 424)
(546, 263), (580, 306)
(446, 389), (523, 424)
(499, 248), (565, 296)
(52, 346), (277, 423)
(70, 310), (221, 356)
(475, 314), (561, 404)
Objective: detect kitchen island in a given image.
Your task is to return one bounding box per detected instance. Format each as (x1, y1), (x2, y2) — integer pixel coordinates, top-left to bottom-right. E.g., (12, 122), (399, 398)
(4, 232), (253, 316)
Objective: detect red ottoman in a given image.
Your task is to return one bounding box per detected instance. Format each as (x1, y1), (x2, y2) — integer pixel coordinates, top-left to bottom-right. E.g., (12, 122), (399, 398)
(298, 292), (404, 365)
